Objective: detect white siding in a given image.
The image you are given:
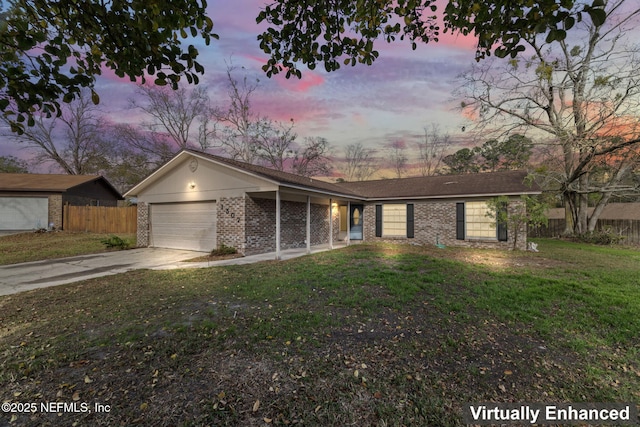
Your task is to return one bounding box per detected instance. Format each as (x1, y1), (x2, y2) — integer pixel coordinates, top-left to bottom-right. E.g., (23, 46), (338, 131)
(0, 197), (48, 230)
(151, 202), (217, 252)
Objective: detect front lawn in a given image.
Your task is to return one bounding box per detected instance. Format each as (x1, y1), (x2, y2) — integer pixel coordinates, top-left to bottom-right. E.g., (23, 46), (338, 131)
(0, 232), (136, 265)
(1, 240), (638, 426)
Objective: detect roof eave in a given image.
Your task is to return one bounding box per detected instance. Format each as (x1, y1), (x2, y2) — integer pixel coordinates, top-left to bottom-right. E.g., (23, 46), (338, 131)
(278, 182), (365, 200)
(364, 190), (541, 201)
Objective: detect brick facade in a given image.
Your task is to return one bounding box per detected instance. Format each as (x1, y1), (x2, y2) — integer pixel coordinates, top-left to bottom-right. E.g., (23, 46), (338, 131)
(243, 196), (331, 255)
(136, 202), (149, 247)
(136, 197), (526, 252)
(217, 196), (247, 253)
(311, 204), (331, 246)
(48, 194), (63, 229)
(363, 199), (527, 251)
(244, 197), (275, 255)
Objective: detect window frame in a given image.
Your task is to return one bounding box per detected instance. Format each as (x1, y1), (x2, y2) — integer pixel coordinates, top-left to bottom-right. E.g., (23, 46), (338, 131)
(382, 203), (407, 237)
(375, 203), (414, 238)
(465, 200), (496, 240)
(457, 200), (506, 241)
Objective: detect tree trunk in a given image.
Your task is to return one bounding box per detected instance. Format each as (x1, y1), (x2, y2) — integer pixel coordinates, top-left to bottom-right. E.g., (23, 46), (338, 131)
(575, 174), (589, 234)
(587, 164), (632, 232)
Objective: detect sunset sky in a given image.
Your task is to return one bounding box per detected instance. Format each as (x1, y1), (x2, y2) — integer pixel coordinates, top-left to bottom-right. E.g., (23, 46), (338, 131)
(0, 0), (484, 169)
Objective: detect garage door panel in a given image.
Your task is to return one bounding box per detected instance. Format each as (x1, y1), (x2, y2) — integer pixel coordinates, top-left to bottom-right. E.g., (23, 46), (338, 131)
(151, 202), (217, 252)
(0, 197), (48, 230)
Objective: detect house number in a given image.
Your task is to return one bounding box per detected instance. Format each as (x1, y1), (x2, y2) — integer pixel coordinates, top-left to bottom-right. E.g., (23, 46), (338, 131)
(220, 204), (239, 222)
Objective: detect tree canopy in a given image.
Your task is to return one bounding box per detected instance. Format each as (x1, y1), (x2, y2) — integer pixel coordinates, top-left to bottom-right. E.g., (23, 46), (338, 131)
(0, 0), (215, 132)
(256, 0), (608, 77)
(0, 0), (609, 132)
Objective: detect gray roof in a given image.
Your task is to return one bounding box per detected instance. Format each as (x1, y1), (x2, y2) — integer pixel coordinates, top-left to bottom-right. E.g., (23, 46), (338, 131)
(335, 170), (539, 200)
(187, 150), (362, 197)
(0, 173), (122, 198)
(137, 149), (540, 201)
(547, 204), (640, 220)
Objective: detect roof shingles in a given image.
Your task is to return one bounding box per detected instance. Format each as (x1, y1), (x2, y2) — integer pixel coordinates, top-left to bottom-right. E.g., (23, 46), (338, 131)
(0, 173), (104, 192)
(141, 150), (539, 201)
(335, 170), (538, 199)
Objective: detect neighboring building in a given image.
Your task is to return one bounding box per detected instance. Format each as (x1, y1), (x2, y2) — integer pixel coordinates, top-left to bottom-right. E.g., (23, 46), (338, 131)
(545, 204), (640, 221)
(125, 149), (540, 255)
(0, 174), (123, 230)
(535, 203), (640, 244)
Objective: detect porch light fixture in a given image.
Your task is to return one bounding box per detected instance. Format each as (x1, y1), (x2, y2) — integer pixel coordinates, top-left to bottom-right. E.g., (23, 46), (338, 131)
(188, 181), (196, 190)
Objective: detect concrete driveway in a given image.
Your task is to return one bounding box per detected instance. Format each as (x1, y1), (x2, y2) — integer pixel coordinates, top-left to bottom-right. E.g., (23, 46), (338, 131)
(0, 248), (206, 296)
(0, 244), (342, 297)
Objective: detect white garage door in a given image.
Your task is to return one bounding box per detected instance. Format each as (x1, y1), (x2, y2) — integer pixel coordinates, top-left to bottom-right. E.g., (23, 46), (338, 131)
(151, 202), (217, 252)
(0, 197), (48, 230)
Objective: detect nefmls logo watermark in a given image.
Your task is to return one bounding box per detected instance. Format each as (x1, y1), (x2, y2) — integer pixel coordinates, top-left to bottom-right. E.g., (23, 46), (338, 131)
(463, 403), (638, 425)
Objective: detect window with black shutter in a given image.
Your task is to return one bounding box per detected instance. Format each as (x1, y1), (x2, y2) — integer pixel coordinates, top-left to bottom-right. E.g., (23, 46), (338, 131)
(406, 204), (414, 238)
(456, 202), (465, 240)
(497, 202), (508, 241)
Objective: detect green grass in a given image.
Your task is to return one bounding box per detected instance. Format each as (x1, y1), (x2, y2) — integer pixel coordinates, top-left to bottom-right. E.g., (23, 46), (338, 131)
(0, 239), (639, 426)
(0, 231), (136, 265)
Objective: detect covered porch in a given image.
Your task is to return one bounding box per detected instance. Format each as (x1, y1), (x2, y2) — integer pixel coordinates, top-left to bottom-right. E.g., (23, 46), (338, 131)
(245, 189), (364, 260)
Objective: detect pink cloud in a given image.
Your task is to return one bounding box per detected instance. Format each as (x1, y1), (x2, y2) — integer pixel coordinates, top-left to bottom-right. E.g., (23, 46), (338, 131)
(273, 72), (325, 92)
(242, 54), (325, 93)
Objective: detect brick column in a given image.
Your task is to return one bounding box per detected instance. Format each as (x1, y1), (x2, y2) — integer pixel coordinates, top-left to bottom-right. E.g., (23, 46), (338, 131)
(136, 202), (149, 247)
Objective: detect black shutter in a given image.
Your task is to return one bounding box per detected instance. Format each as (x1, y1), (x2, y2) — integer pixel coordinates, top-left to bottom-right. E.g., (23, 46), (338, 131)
(406, 204), (414, 238)
(456, 202), (465, 240)
(497, 202), (508, 241)
(375, 205), (382, 237)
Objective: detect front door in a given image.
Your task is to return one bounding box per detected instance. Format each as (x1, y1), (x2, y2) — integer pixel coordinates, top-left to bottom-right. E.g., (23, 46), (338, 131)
(350, 204), (363, 240)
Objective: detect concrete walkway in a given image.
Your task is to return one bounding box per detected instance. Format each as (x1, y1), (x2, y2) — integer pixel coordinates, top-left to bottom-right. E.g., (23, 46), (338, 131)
(0, 244), (344, 296)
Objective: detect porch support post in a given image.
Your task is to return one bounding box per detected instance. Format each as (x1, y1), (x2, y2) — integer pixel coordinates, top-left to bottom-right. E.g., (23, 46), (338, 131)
(329, 198), (333, 249)
(347, 201), (351, 246)
(276, 189), (281, 260)
(306, 196), (311, 254)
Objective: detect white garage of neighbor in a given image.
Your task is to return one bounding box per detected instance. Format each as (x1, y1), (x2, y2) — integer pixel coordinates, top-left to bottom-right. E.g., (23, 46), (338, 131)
(150, 202), (217, 252)
(0, 197), (48, 230)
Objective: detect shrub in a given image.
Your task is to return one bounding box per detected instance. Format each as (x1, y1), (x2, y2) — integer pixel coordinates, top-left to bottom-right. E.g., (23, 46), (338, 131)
(101, 235), (132, 250)
(211, 243), (237, 256)
(578, 228), (626, 245)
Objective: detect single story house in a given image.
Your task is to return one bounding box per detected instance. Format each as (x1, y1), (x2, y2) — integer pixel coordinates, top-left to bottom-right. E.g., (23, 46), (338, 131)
(125, 149), (540, 256)
(0, 173), (123, 230)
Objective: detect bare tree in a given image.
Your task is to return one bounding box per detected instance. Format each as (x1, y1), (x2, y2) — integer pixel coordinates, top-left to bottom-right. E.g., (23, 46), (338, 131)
(131, 85), (213, 151)
(457, 0), (640, 234)
(2, 91), (110, 174)
(212, 65), (261, 163)
(291, 137), (333, 177)
(252, 118), (297, 171)
(342, 142), (378, 181)
(416, 124), (450, 176)
(211, 64), (333, 176)
(387, 140), (408, 178)
(110, 123), (176, 168)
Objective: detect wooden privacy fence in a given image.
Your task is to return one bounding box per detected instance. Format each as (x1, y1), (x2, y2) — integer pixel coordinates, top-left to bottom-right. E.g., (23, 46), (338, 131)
(63, 205), (137, 234)
(531, 218), (640, 244)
